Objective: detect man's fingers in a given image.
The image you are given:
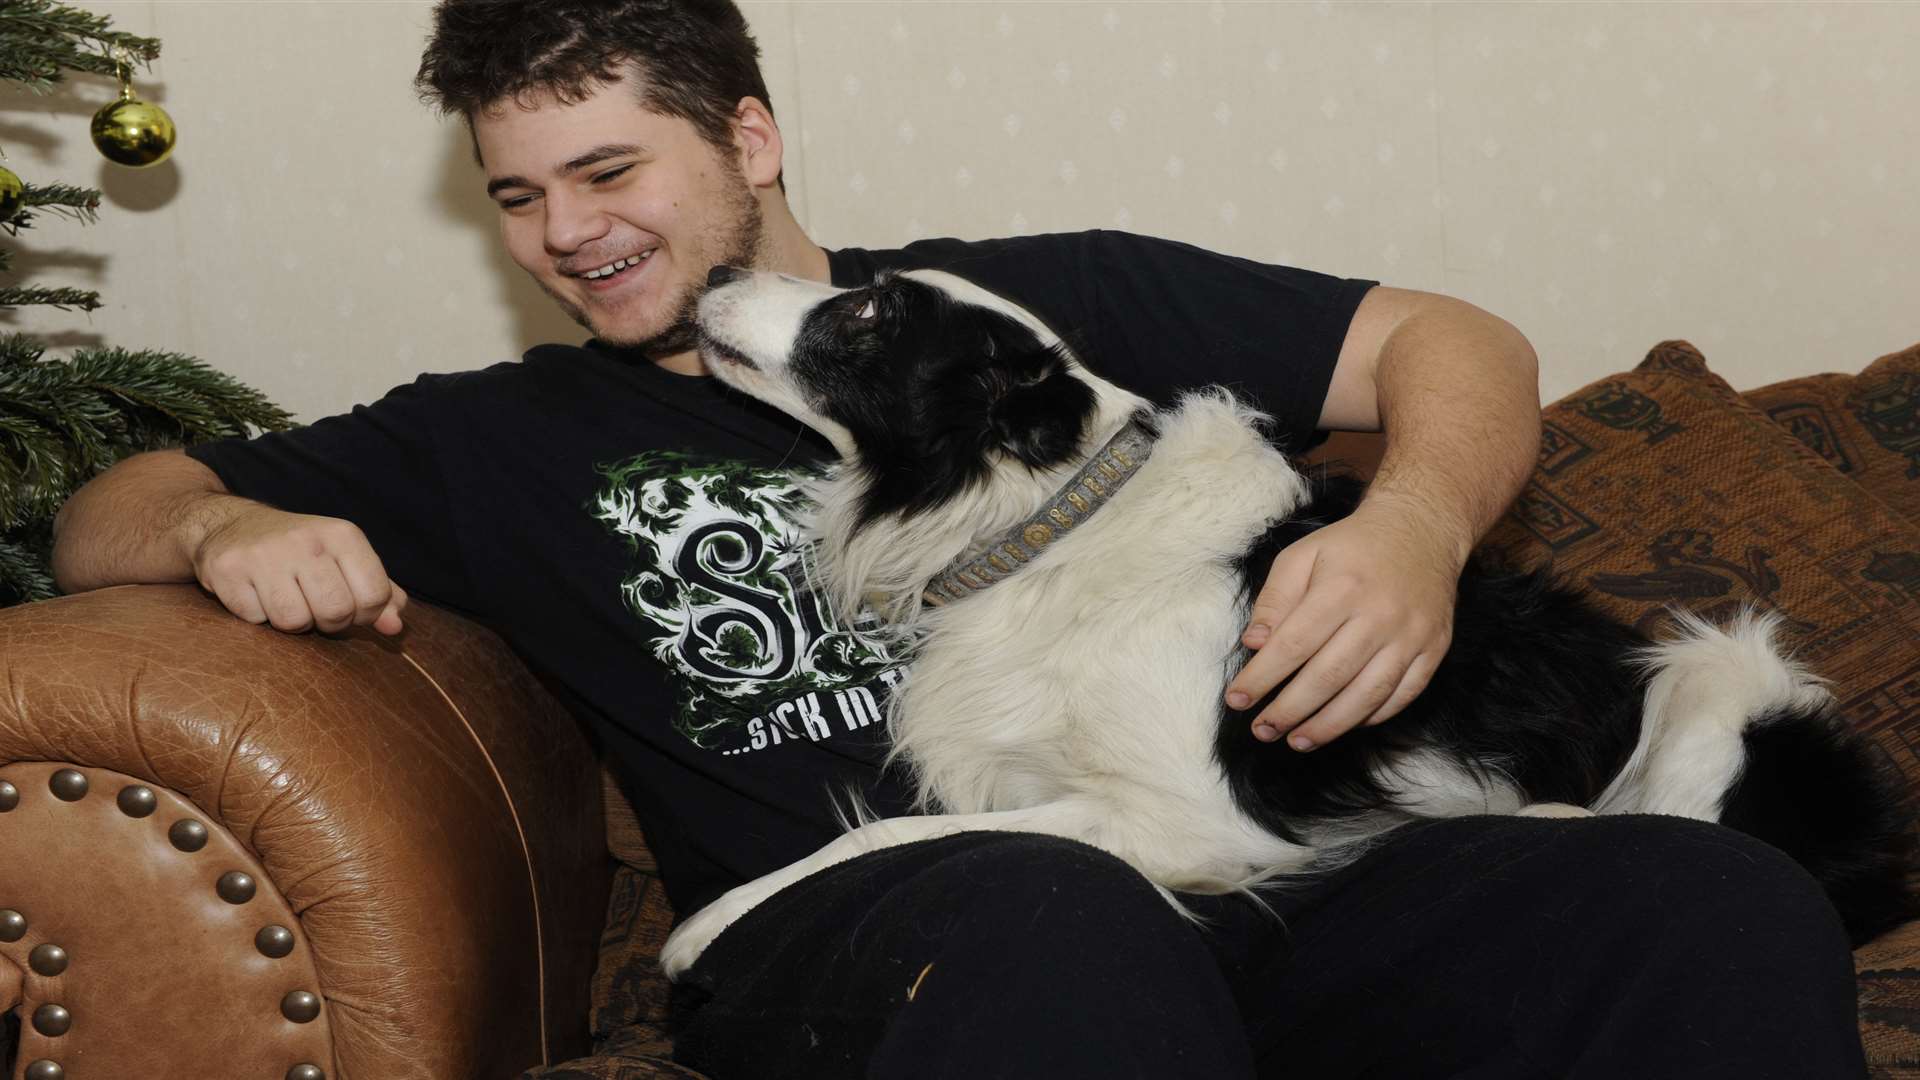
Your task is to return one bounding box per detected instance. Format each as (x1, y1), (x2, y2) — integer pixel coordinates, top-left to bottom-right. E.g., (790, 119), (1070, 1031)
(254, 574), (318, 633)
(372, 582), (408, 636)
(1363, 651), (1442, 727)
(206, 577), (269, 627)
(1242, 547), (1316, 648)
(1227, 608), (1343, 714)
(293, 564), (357, 634)
(333, 548), (402, 629)
(1287, 647), (1412, 750)
(1248, 619), (1375, 741)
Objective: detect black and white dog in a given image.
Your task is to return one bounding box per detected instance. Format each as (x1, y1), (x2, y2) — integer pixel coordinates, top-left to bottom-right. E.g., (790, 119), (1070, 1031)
(659, 264), (1914, 978)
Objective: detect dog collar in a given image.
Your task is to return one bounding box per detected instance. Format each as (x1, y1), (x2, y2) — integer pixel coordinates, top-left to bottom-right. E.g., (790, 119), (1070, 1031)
(921, 415), (1156, 608)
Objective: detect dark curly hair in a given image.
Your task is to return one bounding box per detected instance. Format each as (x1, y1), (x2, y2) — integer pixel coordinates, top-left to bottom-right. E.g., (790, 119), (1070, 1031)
(415, 0), (775, 157)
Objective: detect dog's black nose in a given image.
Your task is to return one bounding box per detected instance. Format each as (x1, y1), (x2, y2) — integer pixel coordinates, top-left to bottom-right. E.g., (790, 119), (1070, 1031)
(708, 265), (745, 288)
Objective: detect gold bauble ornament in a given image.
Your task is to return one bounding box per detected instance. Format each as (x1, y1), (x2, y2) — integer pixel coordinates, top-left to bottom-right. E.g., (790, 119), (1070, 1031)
(0, 164), (22, 219)
(91, 57), (176, 168)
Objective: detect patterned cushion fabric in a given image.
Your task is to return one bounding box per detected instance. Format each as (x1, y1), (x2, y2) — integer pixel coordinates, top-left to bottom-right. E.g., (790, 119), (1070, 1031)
(544, 341), (1920, 1079)
(524, 863), (693, 1079)
(1481, 341), (1920, 750)
(1742, 344), (1920, 529)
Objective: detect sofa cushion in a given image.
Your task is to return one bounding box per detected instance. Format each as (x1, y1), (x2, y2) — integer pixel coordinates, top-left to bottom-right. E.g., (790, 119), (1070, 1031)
(1742, 343), (1920, 529)
(1481, 341), (1920, 755)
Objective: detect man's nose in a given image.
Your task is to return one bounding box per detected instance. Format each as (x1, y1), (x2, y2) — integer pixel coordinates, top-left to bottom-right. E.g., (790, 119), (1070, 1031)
(708, 265), (745, 288)
(542, 190), (610, 255)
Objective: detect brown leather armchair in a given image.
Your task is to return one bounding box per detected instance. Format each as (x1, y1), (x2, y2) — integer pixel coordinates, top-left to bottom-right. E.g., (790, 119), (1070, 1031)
(0, 584), (612, 1080)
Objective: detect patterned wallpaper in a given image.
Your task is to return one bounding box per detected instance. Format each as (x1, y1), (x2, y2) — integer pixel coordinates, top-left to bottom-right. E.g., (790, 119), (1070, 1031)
(4, 1), (1916, 421)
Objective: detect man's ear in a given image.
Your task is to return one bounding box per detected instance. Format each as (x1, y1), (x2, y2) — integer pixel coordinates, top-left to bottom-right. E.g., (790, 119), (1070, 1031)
(733, 96), (784, 189)
(989, 345), (1097, 468)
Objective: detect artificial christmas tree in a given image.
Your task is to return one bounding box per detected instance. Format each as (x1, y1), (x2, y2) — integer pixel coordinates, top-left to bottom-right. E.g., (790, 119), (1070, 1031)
(0, 0), (291, 606)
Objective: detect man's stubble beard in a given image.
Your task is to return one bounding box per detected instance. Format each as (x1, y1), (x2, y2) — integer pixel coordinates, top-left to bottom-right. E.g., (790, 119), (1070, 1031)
(539, 174), (767, 358)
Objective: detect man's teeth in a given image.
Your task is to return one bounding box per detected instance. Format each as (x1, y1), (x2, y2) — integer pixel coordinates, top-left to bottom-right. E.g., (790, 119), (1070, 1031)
(583, 251), (653, 279)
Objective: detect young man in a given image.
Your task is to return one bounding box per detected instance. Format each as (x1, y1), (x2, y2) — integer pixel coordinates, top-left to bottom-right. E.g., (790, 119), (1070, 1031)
(53, 2), (1867, 1076)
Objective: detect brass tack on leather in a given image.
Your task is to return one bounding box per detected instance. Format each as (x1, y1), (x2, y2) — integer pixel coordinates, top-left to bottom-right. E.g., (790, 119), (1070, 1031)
(281, 990), (321, 1023)
(0, 779), (18, 811)
(0, 909), (25, 942)
(216, 871), (257, 905)
(29, 942), (68, 976)
(25, 1060), (63, 1080)
(256, 924), (296, 959)
(32, 1003), (71, 1037)
(116, 785), (157, 818)
(48, 769), (88, 802)
(287, 1065), (326, 1080)
(168, 818), (209, 852)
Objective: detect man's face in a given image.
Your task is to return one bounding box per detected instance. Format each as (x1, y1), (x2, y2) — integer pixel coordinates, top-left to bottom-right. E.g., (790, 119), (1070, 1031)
(475, 78), (765, 355)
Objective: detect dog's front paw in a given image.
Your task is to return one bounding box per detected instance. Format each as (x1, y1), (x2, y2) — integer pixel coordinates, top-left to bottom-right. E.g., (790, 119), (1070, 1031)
(658, 881), (771, 981)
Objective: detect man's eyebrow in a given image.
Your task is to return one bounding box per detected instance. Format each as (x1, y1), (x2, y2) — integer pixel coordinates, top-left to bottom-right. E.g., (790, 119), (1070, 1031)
(486, 143), (649, 198)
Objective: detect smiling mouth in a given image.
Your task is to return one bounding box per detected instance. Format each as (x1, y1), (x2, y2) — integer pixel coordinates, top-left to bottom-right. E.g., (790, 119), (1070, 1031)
(575, 249), (656, 283)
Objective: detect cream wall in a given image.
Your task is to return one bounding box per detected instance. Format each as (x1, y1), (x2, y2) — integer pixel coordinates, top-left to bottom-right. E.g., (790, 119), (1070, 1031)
(4, 1), (1916, 423)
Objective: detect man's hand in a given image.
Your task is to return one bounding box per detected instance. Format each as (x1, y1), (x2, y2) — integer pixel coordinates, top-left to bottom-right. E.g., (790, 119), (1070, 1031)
(1222, 499), (1463, 751)
(191, 504), (408, 636)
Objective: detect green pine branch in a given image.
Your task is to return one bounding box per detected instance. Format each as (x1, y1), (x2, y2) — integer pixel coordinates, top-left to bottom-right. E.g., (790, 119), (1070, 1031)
(0, 332), (42, 366)
(0, 527), (57, 605)
(0, 285), (101, 311)
(0, 4), (293, 609)
(5, 183), (105, 235)
(72, 345), (295, 440)
(0, 1), (159, 94)
(0, 340), (295, 534)
(25, 182), (101, 220)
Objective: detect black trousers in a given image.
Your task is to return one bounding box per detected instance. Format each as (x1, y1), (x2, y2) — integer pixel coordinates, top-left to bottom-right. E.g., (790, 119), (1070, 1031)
(671, 815), (1866, 1079)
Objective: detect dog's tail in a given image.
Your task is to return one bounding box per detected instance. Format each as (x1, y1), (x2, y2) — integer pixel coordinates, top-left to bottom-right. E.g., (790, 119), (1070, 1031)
(1594, 607), (1916, 944)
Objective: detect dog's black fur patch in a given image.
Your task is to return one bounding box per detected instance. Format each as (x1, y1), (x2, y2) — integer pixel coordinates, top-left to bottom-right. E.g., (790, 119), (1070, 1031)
(1219, 471), (1917, 944)
(785, 273), (1097, 526)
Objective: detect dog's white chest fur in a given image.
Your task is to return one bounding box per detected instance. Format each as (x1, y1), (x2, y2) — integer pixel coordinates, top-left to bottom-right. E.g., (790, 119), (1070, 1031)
(885, 391), (1315, 888)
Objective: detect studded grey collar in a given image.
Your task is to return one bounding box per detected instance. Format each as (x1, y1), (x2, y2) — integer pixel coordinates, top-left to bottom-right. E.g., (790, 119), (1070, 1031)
(921, 416), (1156, 608)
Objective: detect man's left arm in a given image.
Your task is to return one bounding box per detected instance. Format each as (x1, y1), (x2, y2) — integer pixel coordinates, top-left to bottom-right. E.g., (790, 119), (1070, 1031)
(1223, 286), (1541, 750)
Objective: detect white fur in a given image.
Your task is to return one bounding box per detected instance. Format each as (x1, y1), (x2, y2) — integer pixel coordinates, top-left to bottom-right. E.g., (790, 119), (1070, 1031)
(1594, 608), (1831, 818)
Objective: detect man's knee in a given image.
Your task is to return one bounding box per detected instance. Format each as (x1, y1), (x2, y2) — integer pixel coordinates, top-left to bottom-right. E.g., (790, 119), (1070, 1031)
(1506, 815), (1854, 976)
(886, 831), (1175, 939)
(1571, 816), (1837, 920)
(916, 831), (1155, 896)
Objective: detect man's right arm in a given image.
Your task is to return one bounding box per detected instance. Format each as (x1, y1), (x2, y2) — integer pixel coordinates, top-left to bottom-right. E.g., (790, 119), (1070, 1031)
(51, 448), (407, 635)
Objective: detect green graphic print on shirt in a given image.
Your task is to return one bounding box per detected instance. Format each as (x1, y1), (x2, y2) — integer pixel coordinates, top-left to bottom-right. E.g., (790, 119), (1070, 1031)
(591, 451), (908, 756)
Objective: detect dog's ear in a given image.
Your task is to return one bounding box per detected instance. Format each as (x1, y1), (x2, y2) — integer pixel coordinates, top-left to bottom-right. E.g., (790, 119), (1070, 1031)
(987, 342), (1097, 468)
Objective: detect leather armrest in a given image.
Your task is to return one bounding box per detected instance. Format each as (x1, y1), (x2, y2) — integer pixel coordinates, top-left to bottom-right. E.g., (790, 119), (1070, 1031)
(0, 584), (609, 1079)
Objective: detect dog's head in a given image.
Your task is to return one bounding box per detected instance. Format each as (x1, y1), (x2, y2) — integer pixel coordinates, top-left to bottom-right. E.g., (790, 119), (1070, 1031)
(695, 266), (1099, 523)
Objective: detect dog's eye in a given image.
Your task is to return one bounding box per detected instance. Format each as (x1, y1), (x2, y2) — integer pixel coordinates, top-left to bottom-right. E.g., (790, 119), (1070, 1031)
(854, 298), (876, 320)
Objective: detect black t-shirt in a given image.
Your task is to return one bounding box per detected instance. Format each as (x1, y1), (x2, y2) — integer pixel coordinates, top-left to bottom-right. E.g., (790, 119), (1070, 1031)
(184, 230), (1375, 915)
